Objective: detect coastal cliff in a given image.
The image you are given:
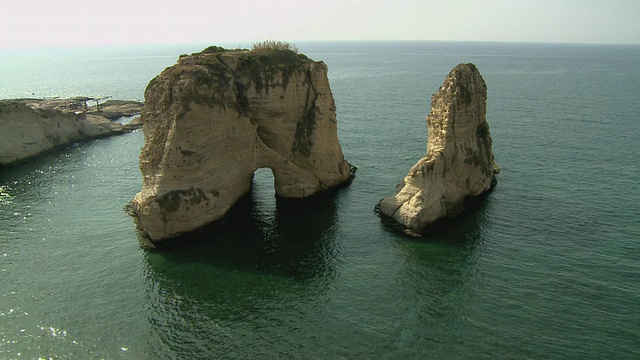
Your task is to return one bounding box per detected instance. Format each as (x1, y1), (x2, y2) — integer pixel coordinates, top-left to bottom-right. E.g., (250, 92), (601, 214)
(377, 63), (497, 235)
(131, 46), (353, 244)
(0, 98), (142, 168)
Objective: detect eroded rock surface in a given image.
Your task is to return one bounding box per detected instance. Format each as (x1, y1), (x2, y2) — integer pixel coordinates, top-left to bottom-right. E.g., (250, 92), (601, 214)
(377, 63), (497, 235)
(131, 46), (353, 244)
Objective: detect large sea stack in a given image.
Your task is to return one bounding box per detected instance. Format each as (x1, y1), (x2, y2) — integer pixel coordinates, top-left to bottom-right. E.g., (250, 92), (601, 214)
(377, 63), (497, 235)
(131, 46), (353, 244)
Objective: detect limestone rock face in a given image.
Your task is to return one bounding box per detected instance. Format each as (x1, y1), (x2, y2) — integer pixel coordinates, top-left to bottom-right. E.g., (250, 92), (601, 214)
(131, 47), (352, 243)
(0, 100), (135, 168)
(377, 63), (496, 235)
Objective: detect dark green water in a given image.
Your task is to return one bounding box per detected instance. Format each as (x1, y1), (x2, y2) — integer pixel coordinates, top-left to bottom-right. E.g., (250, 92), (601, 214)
(1, 42), (639, 359)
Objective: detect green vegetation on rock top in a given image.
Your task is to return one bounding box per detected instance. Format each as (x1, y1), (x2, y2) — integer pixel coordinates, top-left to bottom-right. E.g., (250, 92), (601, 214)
(185, 45), (313, 92)
(165, 44), (317, 106)
(188, 44), (310, 66)
(201, 45), (227, 54)
(251, 40), (298, 53)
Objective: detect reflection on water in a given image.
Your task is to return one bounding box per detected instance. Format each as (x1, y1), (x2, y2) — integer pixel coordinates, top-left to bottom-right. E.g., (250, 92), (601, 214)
(0, 185), (12, 205)
(384, 196), (492, 357)
(142, 174), (346, 357)
(393, 195), (491, 298)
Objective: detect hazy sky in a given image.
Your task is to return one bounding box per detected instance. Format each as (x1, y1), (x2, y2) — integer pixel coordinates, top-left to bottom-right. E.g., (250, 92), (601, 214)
(1, 0), (639, 48)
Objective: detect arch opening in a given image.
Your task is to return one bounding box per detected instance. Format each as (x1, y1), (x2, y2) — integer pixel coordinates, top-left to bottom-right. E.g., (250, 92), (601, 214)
(251, 167), (277, 218)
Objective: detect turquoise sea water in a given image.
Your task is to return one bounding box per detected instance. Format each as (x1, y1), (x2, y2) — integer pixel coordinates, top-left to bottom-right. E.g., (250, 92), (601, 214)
(1, 42), (639, 359)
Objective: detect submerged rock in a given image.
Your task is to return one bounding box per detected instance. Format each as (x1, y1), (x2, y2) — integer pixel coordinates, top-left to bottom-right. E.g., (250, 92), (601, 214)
(131, 46), (353, 244)
(0, 99), (141, 168)
(377, 63), (497, 235)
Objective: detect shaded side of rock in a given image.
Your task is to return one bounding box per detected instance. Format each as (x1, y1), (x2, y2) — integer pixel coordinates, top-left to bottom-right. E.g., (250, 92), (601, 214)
(377, 63), (497, 235)
(131, 46), (353, 243)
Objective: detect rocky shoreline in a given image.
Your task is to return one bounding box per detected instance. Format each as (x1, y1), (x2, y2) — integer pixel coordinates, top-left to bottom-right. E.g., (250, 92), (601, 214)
(0, 97), (144, 168)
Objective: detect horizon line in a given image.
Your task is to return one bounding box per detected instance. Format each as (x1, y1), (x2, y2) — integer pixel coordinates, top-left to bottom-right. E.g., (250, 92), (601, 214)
(2, 39), (640, 51)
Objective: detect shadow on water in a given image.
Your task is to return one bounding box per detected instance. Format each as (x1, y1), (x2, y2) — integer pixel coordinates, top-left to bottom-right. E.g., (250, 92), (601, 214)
(378, 189), (494, 247)
(390, 191), (494, 263)
(422, 193), (494, 246)
(144, 188), (343, 279)
(381, 194), (494, 356)
(140, 175), (347, 357)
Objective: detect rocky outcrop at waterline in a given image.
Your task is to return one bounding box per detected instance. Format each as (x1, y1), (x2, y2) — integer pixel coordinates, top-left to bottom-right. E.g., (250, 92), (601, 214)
(0, 98), (143, 168)
(377, 63), (497, 235)
(130, 46), (354, 244)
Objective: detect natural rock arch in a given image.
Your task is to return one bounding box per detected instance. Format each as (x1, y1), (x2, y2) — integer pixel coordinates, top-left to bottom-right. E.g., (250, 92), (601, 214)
(131, 46), (354, 245)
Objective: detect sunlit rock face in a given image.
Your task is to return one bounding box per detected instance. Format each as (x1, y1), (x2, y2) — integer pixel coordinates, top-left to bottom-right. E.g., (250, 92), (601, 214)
(131, 46), (353, 244)
(377, 63), (497, 235)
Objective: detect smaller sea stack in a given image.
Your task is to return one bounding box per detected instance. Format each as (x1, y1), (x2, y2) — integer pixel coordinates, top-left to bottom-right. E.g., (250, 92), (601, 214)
(377, 63), (497, 235)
